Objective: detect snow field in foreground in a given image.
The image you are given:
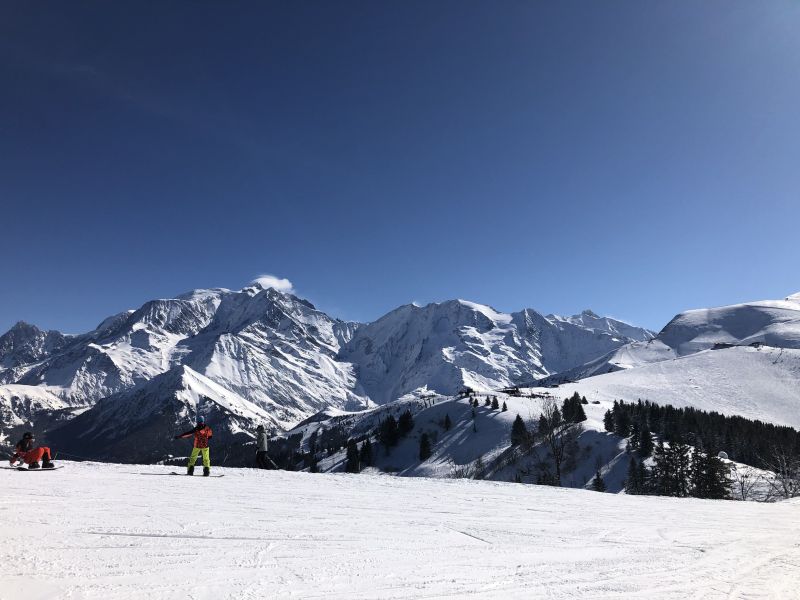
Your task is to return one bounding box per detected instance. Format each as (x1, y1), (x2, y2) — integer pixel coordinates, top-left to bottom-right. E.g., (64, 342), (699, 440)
(1, 462), (798, 599)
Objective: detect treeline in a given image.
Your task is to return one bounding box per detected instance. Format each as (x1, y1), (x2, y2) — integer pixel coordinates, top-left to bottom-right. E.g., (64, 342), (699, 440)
(604, 399), (800, 470)
(345, 409), (416, 473)
(624, 441), (730, 499)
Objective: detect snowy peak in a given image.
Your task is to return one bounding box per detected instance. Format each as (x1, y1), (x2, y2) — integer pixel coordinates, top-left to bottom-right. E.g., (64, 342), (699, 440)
(657, 297), (800, 355)
(339, 299), (651, 403)
(546, 310), (655, 343)
(0, 321), (71, 371)
(544, 291), (800, 386)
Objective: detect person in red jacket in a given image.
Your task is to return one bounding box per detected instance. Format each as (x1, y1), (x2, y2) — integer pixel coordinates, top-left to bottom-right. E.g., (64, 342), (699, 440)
(175, 415), (213, 476)
(9, 432), (55, 469)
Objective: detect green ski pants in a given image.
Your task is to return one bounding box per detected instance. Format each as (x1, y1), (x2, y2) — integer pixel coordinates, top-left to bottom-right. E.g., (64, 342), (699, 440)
(187, 447), (210, 468)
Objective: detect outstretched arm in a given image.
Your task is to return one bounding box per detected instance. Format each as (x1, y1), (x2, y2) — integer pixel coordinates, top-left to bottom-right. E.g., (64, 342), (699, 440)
(174, 429), (195, 440)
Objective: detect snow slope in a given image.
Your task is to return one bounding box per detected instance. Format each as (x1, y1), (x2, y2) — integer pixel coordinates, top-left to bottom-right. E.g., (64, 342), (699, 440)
(0, 462), (797, 599)
(529, 346), (800, 429)
(548, 291), (800, 384)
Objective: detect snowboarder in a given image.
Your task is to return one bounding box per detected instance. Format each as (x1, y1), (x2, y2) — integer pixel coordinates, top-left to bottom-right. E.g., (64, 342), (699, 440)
(255, 424), (269, 469)
(9, 432), (55, 469)
(175, 416), (213, 476)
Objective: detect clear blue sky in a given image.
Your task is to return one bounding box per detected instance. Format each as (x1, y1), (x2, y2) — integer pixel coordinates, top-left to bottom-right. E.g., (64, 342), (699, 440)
(2, 2), (799, 334)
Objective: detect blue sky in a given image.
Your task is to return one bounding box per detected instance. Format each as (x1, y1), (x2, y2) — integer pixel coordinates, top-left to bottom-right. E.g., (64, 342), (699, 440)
(1, 2), (799, 334)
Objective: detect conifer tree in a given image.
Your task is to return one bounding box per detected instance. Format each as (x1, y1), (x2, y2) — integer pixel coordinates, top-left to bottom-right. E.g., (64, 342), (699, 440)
(638, 426), (654, 457)
(591, 470), (606, 492)
(624, 457), (640, 495)
(359, 438), (373, 467)
(419, 432), (432, 461)
(574, 400), (587, 422)
(491, 397), (499, 410)
(345, 439), (360, 473)
(378, 415), (399, 451)
(444, 414), (452, 431)
(613, 403), (631, 437)
(511, 414), (529, 447)
(603, 409), (614, 432)
(501, 401), (508, 412)
(398, 410), (415, 436)
(484, 397), (491, 407)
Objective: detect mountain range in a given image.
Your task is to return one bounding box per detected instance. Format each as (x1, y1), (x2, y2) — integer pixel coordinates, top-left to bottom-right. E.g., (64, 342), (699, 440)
(1, 282), (798, 464)
(0, 281), (651, 456)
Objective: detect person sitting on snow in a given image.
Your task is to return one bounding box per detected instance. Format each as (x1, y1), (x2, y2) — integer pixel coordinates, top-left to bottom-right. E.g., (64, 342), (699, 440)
(175, 415), (213, 476)
(9, 432), (55, 469)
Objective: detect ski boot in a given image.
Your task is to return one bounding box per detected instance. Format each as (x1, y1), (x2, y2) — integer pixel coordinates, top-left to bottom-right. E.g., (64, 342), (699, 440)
(187, 466), (194, 476)
(203, 467), (210, 477)
(42, 452), (55, 469)
(28, 462), (40, 470)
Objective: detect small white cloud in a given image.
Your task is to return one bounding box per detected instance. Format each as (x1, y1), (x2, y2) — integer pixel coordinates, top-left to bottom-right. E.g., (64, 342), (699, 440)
(250, 274), (294, 293)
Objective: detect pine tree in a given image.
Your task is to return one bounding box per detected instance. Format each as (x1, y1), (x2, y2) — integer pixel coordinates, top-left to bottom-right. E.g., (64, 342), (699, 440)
(345, 439), (360, 473)
(511, 414), (529, 446)
(670, 440), (692, 497)
(574, 400), (587, 422)
(501, 401), (508, 412)
(624, 458), (640, 494)
(419, 432), (432, 461)
(359, 438), (373, 468)
(690, 450), (731, 499)
(491, 397), (499, 410)
(591, 470), (606, 492)
(484, 397), (491, 407)
(379, 416), (399, 450)
(638, 427), (654, 457)
(398, 410), (415, 437)
(444, 414), (452, 431)
(613, 403), (631, 437)
(551, 406), (562, 429)
(603, 410), (614, 432)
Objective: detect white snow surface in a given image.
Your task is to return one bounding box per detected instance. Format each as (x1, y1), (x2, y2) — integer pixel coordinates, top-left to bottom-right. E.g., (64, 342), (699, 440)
(529, 346), (800, 429)
(1, 462), (798, 599)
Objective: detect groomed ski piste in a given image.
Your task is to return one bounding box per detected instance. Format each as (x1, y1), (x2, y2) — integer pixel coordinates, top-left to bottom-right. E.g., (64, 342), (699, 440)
(1, 462), (798, 599)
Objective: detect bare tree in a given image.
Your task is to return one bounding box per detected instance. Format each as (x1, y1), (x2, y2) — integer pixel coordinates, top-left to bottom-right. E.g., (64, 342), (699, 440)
(729, 464), (764, 502)
(760, 446), (800, 500)
(538, 397), (583, 486)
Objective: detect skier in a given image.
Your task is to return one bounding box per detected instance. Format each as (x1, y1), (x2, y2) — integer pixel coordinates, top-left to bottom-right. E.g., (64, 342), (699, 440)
(9, 432), (55, 469)
(255, 424), (269, 469)
(175, 415), (213, 476)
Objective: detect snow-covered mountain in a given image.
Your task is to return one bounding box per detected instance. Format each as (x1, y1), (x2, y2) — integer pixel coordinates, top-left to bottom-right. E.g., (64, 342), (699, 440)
(0, 283), (369, 430)
(529, 292), (800, 429)
(540, 291), (800, 384)
(338, 300), (653, 404)
(49, 365), (280, 463)
(0, 281), (664, 461)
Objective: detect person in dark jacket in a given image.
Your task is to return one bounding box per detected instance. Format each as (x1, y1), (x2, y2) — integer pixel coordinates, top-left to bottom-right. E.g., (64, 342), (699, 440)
(255, 424), (269, 469)
(175, 415), (213, 476)
(9, 432), (55, 469)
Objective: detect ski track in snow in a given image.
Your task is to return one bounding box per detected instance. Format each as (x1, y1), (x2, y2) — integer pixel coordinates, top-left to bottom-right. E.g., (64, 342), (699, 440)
(1, 462), (798, 599)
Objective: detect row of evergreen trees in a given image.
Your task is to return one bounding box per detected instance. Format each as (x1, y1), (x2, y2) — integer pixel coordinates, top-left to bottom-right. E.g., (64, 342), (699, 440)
(469, 396), (507, 411)
(604, 399), (800, 470)
(625, 442), (730, 499)
(345, 409), (416, 473)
